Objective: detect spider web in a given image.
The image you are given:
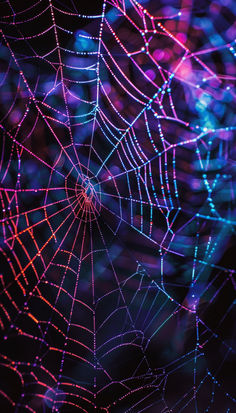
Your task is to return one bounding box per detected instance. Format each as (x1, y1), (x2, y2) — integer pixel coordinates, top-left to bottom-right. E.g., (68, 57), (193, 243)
(0, 0), (235, 411)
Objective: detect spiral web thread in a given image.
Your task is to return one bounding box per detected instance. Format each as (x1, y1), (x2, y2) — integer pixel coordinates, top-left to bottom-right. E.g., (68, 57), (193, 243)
(0, 0), (235, 412)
